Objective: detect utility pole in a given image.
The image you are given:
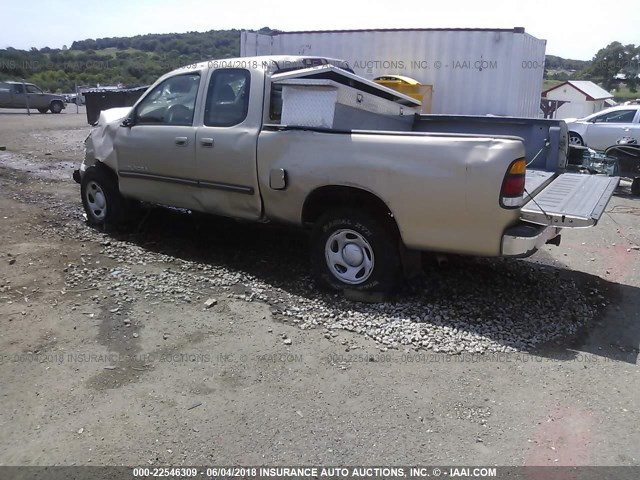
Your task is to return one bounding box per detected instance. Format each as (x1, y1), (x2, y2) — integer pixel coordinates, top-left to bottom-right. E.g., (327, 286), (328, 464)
(22, 79), (30, 116)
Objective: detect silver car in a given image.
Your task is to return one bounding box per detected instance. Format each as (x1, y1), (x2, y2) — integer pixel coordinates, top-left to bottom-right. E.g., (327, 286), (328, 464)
(566, 105), (640, 150)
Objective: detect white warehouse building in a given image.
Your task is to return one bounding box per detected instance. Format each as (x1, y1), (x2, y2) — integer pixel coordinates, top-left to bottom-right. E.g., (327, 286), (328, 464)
(241, 28), (547, 117)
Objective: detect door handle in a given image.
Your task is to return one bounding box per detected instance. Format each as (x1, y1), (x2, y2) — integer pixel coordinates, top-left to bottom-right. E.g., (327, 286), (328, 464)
(200, 138), (214, 147)
(175, 137), (188, 146)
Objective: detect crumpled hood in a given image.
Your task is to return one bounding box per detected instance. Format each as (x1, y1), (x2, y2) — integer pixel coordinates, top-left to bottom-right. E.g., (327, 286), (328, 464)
(85, 107), (133, 170)
(96, 106), (132, 126)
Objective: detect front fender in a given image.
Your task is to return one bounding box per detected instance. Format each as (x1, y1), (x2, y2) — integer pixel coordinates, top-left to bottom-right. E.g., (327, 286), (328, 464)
(49, 96), (66, 107)
(81, 107), (132, 176)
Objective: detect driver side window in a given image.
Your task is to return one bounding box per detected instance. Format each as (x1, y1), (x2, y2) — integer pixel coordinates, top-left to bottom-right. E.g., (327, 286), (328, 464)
(136, 73), (200, 126)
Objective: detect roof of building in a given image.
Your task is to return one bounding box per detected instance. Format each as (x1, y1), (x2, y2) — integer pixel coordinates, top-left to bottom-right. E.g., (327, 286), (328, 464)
(542, 80), (613, 101)
(264, 27), (526, 35)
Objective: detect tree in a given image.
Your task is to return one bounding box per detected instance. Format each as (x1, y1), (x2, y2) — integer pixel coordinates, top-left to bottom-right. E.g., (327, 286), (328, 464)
(578, 41), (636, 91)
(620, 44), (639, 92)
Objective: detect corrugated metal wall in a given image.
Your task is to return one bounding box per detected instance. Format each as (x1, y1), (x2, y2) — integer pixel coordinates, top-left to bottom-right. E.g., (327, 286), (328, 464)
(240, 29), (546, 117)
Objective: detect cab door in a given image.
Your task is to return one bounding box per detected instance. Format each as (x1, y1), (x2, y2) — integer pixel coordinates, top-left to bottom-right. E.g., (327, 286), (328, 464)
(194, 68), (262, 220)
(115, 72), (202, 210)
(10, 83), (26, 107)
(25, 84), (47, 109)
(0, 84), (11, 107)
(622, 110), (640, 143)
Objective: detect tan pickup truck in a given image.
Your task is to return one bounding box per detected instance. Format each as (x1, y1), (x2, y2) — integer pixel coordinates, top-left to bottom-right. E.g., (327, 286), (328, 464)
(74, 56), (618, 293)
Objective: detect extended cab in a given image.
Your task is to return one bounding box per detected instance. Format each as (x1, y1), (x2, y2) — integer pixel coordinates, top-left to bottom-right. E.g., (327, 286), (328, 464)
(0, 81), (66, 113)
(75, 56), (619, 293)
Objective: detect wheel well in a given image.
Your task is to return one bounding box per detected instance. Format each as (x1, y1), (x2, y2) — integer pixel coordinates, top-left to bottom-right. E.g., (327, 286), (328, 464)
(89, 161), (118, 183)
(302, 186), (399, 234)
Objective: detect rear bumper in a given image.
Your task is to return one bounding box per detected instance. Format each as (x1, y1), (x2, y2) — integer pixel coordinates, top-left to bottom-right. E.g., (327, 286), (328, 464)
(501, 223), (561, 258)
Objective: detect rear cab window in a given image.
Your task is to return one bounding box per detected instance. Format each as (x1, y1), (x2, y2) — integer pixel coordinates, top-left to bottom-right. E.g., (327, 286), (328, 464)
(204, 68), (251, 127)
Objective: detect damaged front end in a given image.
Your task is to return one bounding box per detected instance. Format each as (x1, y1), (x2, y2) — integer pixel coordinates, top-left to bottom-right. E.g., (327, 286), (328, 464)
(73, 107), (133, 184)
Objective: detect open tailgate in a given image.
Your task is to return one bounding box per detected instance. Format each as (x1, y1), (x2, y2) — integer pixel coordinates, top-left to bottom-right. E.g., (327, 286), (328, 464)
(521, 173), (619, 227)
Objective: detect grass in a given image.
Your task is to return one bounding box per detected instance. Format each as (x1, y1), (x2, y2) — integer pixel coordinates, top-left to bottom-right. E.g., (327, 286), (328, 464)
(610, 85), (640, 102)
(542, 79), (564, 91)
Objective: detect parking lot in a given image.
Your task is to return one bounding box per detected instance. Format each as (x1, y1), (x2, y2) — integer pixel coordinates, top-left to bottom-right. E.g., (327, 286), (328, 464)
(0, 109), (638, 466)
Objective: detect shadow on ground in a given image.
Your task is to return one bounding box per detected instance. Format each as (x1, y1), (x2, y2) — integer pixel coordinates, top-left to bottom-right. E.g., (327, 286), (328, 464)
(613, 180), (640, 200)
(90, 204), (640, 364)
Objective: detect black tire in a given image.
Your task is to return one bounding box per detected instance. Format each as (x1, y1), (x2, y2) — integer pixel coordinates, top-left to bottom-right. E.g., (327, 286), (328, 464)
(80, 165), (128, 227)
(568, 132), (584, 146)
(50, 101), (63, 114)
(311, 208), (402, 293)
(631, 178), (640, 196)
(37, 107), (49, 114)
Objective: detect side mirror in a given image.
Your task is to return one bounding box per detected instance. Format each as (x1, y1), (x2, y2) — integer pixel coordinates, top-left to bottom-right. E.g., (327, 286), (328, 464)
(121, 116), (135, 127)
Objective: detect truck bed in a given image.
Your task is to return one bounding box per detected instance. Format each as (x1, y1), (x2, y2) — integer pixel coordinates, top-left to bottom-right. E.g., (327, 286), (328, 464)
(413, 114), (568, 172)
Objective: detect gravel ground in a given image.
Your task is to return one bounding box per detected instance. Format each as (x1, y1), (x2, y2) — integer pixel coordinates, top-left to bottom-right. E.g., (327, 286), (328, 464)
(57, 217), (599, 355)
(0, 111), (638, 468)
(5, 169), (601, 355)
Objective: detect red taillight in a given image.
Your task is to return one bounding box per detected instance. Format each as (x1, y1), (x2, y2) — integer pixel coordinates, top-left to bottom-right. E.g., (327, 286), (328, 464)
(500, 158), (526, 208)
(502, 175), (525, 196)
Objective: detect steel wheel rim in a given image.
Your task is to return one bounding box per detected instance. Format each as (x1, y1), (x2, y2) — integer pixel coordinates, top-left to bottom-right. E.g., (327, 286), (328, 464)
(85, 181), (107, 221)
(325, 229), (375, 285)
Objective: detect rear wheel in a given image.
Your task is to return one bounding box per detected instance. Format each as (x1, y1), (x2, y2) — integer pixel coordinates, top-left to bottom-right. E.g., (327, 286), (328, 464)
(631, 178), (640, 196)
(311, 208), (402, 293)
(37, 107), (48, 114)
(568, 132), (584, 146)
(50, 101), (63, 114)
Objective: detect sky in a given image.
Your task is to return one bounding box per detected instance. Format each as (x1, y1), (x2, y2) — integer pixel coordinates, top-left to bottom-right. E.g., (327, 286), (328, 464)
(2, 0), (638, 60)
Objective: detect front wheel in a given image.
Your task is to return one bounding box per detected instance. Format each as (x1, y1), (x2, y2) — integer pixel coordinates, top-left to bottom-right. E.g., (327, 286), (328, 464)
(311, 209), (402, 293)
(81, 166), (128, 227)
(568, 132), (584, 146)
(631, 178), (640, 196)
(50, 101), (63, 114)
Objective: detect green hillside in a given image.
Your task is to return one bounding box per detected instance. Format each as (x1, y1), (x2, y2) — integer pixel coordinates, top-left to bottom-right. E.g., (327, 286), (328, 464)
(0, 30), (243, 92)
